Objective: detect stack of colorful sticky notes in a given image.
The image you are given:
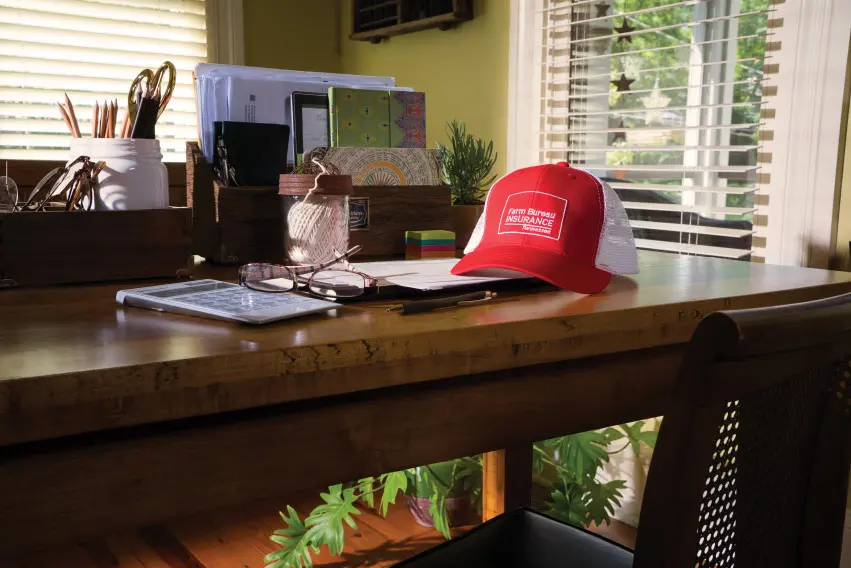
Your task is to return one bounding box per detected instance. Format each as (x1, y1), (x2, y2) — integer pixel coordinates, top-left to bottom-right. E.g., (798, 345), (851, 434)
(405, 230), (456, 259)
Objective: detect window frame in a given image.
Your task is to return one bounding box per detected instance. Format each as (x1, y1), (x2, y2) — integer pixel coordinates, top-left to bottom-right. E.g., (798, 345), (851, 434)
(509, 0), (851, 268)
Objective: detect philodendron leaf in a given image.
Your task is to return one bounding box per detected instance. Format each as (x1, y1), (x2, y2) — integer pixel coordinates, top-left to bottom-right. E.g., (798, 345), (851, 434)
(546, 488), (586, 527)
(379, 471), (408, 517)
(304, 484), (360, 557)
(556, 431), (610, 479)
(619, 421), (659, 456)
(583, 479), (627, 527)
(357, 477), (375, 509)
(428, 487), (451, 539)
(602, 426), (626, 444)
(265, 506), (317, 568)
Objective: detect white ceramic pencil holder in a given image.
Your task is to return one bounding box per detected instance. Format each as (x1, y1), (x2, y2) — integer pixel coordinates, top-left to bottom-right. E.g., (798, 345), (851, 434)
(70, 138), (168, 211)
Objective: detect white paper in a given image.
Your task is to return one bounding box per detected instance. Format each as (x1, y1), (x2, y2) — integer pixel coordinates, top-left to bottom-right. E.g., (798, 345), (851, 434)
(227, 77), (289, 124)
(348, 259), (530, 291)
(300, 106), (329, 155)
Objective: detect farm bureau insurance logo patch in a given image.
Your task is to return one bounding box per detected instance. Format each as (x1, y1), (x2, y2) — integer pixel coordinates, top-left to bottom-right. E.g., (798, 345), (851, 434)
(498, 191), (568, 241)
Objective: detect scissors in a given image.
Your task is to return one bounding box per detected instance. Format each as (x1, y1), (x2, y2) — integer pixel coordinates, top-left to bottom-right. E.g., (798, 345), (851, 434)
(127, 61), (176, 122)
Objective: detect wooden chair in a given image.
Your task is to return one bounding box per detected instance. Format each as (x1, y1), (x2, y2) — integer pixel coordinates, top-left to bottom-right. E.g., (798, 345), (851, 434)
(635, 292), (851, 567)
(397, 292), (851, 568)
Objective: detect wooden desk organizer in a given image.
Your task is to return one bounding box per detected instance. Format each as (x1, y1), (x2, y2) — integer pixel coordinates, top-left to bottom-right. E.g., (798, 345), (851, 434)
(0, 208), (192, 287)
(187, 142), (452, 263)
(187, 142), (284, 265)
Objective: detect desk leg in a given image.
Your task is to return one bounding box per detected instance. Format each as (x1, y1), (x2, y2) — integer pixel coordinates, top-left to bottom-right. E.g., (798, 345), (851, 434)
(482, 444), (532, 521)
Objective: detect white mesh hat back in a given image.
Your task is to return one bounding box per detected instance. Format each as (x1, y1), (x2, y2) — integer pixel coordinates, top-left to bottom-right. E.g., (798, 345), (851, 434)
(462, 170), (638, 275)
(594, 175), (639, 275)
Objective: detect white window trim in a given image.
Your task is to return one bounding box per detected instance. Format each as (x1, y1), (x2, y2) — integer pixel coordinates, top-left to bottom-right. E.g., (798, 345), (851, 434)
(507, 0), (540, 172)
(762, 0), (850, 268)
(508, 0), (851, 268)
(206, 0), (245, 66)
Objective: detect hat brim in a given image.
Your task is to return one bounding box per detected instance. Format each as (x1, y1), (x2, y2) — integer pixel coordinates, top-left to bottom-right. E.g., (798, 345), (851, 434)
(451, 245), (612, 294)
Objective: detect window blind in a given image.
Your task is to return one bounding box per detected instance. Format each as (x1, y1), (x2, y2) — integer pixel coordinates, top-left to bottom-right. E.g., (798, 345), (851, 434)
(0, 0), (206, 162)
(538, 0), (777, 260)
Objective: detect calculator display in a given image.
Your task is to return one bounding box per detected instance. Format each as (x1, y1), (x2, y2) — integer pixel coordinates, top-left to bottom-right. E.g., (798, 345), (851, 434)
(144, 282), (237, 298)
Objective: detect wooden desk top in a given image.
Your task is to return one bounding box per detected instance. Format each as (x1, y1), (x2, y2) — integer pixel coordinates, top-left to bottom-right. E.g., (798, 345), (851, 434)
(1, 251), (850, 447)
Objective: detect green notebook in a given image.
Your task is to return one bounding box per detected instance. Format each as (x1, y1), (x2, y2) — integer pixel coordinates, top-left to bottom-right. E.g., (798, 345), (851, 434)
(329, 87), (390, 148)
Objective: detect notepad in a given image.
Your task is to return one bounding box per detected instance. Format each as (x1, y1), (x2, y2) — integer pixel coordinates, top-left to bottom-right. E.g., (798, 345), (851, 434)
(342, 259), (531, 291)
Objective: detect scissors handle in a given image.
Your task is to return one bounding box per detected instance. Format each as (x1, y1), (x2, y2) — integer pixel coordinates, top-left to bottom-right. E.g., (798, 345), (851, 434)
(127, 61), (176, 123)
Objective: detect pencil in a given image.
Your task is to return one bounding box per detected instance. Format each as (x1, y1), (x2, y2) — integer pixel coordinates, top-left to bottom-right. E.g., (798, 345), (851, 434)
(57, 103), (77, 138)
(99, 100), (108, 139)
(92, 102), (99, 138)
(63, 93), (81, 138)
(109, 101), (116, 138)
(119, 108), (130, 139)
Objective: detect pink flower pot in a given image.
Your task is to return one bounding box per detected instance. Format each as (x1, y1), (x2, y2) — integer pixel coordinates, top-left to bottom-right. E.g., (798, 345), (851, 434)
(405, 495), (475, 528)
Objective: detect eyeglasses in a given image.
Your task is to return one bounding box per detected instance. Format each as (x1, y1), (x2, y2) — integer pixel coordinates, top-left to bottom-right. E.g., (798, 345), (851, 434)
(238, 245), (379, 299)
(16, 156), (106, 212)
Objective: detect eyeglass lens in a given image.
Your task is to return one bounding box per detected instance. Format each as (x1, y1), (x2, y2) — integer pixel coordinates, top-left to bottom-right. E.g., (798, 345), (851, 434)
(241, 265), (296, 292)
(307, 269), (366, 298)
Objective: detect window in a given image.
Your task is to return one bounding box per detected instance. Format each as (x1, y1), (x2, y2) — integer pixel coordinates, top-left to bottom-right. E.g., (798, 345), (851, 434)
(516, 0), (776, 260)
(0, 0), (208, 162)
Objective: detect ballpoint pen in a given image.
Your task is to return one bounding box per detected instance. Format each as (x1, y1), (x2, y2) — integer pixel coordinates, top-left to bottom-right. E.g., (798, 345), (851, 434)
(388, 291), (497, 315)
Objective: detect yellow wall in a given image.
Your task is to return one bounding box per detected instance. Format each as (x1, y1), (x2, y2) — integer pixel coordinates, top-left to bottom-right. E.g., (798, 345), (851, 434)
(339, 0), (510, 176)
(243, 0), (341, 73)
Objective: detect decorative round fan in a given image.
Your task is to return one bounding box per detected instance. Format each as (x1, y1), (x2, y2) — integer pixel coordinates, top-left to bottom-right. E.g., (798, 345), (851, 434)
(0, 174), (17, 212)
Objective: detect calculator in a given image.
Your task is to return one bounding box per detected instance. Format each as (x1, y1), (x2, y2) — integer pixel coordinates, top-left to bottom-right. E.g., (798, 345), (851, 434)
(116, 279), (342, 324)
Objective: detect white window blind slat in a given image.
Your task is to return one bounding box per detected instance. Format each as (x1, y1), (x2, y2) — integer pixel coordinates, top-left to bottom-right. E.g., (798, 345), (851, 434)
(1, 0), (206, 31)
(80, 0), (205, 16)
(0, 0), (206, 162)
(542, 123), (761, 135)
(547, 100), (765, 118)
(0, 7), (206, 46)
(634, 238), (752, 259)
(538, 0), (773, 260)
(549, 9), (771, 41)
(553, 34), (768, 65)
(607, 182), (757, 195)
(630, 219), (754, 238)
(621, 201), (756, 215)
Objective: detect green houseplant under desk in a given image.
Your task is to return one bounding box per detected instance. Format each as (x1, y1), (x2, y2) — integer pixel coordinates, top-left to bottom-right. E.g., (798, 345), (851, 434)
(264, 422), (658, 568)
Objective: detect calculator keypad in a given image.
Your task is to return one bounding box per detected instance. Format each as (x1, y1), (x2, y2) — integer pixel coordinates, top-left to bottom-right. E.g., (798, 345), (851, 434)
(177, 288), (318, 315)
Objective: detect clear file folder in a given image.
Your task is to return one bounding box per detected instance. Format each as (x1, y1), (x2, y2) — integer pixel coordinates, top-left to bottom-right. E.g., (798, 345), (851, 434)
(194, 63), (411, 164)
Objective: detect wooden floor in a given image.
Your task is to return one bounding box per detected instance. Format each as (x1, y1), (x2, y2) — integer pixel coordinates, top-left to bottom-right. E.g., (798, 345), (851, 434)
(2, 493), (637, 567)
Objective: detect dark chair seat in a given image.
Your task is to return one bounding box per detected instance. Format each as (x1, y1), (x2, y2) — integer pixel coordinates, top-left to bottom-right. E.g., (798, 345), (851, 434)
(394, 508), (633, 568)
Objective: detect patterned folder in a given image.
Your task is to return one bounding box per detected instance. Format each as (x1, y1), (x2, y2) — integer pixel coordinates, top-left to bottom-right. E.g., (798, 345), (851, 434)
(390, 91), (426, 148)
(306, 147), (443, 186)
(329, 87), (390, 148)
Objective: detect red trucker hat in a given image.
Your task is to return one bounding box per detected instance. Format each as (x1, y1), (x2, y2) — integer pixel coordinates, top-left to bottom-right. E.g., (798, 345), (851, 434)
(451, 162), (639, 294)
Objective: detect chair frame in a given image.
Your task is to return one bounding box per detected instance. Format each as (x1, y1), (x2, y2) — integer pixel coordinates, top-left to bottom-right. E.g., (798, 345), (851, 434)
(634, 292), (851, 568)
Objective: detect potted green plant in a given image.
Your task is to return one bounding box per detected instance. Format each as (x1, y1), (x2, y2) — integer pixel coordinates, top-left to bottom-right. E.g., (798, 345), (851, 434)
(437, 120), (498, 249)
(264, 422), (657, 568)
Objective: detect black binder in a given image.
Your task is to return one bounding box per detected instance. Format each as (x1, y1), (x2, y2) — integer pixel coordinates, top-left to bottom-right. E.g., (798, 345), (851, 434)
(214, 121), (289, 186)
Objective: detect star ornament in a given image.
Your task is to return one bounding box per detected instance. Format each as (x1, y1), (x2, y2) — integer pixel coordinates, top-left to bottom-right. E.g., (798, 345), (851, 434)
(594, 2), (609, 18)
(611, 73), (635, 92)
(614, 19), (636, 43)
(612, 120), (627, 144)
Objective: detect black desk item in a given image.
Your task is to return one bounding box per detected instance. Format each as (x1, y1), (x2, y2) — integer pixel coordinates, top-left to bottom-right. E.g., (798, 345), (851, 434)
(214, 121), (289, 186)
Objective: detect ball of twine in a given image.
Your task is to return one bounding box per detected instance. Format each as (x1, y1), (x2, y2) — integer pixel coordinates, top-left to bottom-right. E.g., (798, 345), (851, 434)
(286, 158), (349, 265)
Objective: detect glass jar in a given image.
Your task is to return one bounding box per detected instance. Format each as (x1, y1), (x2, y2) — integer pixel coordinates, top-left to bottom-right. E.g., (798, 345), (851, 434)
(70, 138), (168, 211)
(279, 173), (353, 265)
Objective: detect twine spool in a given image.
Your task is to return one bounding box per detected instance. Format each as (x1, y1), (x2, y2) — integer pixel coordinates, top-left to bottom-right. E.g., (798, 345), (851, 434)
(279, 159), (353, 265)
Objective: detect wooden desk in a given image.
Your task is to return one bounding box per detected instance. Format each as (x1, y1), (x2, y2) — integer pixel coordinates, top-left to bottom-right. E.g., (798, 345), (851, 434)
(0, 251), (849, 555)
